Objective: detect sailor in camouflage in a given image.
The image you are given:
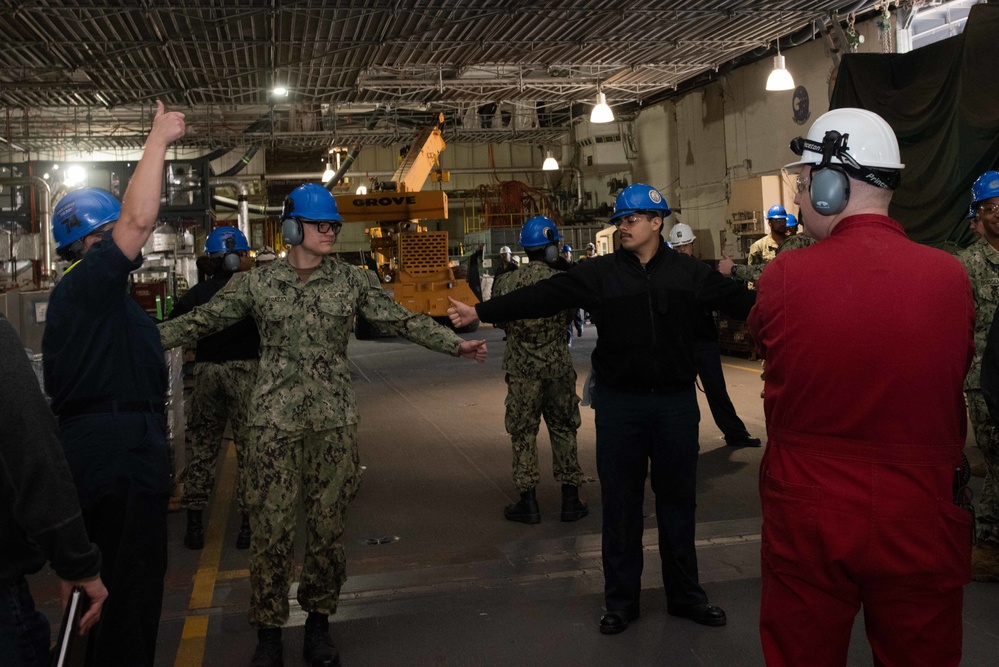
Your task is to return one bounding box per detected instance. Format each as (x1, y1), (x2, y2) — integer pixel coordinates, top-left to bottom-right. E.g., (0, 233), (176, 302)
(159, 184), (486, 667)
(957, 170), (999, 578)
(730, 216), (813, 283)
(183, 359), (257, 514)
(493, 216), (587, 524)
(742, 204), (791, 287)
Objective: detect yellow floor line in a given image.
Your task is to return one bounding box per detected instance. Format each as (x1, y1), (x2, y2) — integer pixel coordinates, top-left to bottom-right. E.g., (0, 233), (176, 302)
(722, 361), (762, 373)
(173, 441), (239, 667)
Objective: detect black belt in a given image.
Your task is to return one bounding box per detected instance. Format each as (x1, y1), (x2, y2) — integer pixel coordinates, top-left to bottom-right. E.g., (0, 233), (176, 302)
(59, 400), (165, 419)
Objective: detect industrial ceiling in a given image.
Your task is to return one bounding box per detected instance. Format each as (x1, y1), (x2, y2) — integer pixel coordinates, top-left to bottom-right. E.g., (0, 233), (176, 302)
(0, 1), (883, 154)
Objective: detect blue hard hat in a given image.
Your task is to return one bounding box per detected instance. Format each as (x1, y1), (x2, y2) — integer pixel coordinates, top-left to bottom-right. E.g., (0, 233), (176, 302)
(611, 184), (671, 222)
(561, 244), (573, 254)
(519, 215), (562, 249)
(205, 226), (251, 254)
(281, 183), (343, 222)
(767, 204), (788, 220)
(785, 213), (798, 228)
(968, 170), (999, 219)
(52, 188), (122, 251)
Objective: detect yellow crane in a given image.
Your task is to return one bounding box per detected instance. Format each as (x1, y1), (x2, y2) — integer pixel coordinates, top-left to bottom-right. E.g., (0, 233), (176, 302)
(334, 115), (478, 333)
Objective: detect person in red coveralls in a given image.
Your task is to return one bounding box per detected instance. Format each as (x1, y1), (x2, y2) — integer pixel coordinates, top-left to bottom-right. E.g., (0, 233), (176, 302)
(749, 108), (975, 667)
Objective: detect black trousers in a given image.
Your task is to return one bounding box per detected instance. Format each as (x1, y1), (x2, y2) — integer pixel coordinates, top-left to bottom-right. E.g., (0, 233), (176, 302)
(59, 411), (170, 667)
(594, 386), (708, 615)
(695, 340), (751, 442)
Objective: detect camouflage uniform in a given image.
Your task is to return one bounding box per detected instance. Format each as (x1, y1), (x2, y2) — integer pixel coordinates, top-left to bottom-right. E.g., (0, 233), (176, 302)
(159, 257), (465, 627)
(958, 237), (999, 546)
(183, 359), (258, 512)
(733, 234), (814, 283)
(493, 263), (584, 492)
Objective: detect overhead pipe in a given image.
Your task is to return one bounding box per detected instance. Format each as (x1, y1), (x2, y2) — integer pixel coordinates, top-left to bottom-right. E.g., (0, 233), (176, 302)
(208, 178), (252, 239)
(324, 107), (388, 191)
(0, 175), (53, 286)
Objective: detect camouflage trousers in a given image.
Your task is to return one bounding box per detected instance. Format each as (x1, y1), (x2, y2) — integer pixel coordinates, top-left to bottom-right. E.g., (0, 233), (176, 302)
(245, 424), (361, 628)
(967, 391), (999, 546)
(505, 372), (583, 492)
(182, 359), (258, 513)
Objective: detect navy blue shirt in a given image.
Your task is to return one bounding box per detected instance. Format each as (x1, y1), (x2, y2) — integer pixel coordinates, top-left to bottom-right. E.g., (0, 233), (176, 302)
(43, 231), (167, 415)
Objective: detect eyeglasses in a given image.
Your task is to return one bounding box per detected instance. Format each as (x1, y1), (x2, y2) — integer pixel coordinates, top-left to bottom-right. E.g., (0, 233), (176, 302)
(306, 220), (343, 234)
(795, 176), (809, 193)
(978, 202), (999, 215)
(613, 213), (651, 228)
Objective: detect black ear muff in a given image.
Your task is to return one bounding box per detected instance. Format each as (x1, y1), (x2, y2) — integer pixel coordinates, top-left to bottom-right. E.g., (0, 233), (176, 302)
(809, 167), (850, 216)
(282, 218), (304, 246)
(223, 252), (242, 272)
(807, 130), (852, 216)
(542, 227), (560, 264)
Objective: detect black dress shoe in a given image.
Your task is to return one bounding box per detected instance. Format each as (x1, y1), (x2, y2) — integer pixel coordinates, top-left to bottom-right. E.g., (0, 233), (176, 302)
(599, 609), (637, 635)
(668, 603), (727, 627)
(725, 436), (762, 448)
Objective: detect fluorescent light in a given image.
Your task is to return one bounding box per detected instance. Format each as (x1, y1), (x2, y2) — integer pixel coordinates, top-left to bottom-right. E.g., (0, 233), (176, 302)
(542, 150), (559, 171)
(766, 54), (795, 91)
(590, 91), (614, 123)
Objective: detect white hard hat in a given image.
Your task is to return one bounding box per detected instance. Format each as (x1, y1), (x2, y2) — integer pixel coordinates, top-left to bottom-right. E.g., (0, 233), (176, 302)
(668, 223), (695, 246)
(785, 108), (904, 171)
(500, 246), (512, 254)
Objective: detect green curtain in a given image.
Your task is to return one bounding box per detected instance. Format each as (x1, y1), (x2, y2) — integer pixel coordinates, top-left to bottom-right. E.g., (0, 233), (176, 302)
(830, 4), (999, 252)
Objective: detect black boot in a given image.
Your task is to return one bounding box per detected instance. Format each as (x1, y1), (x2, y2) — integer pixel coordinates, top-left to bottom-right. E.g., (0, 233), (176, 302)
(184, 509), (204, 550)
(504, 487), (541, 524)
(251, 627), (283, 667)
(236, 513), (251, 550)
(560, 484), (589, 522)
(303, 612), (341, 667)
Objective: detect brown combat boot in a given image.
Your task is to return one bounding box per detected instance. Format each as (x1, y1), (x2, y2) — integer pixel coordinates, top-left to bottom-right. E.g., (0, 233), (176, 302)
(971, 544), (999, 582)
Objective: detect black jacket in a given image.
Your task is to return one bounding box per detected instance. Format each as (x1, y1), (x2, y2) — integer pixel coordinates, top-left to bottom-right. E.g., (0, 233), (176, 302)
(476, 242), (755, 394)
(0, 314), (101, 584)
(170, 273), (260, 363)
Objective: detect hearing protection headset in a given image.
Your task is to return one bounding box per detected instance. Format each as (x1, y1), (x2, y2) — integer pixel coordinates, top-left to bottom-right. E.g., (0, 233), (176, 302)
(221, 236), (242, 272)
(789, 131), (901, 216)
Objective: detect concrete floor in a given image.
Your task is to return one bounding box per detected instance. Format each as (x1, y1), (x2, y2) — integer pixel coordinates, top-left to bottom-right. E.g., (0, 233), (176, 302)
(28, 323), (999, 666)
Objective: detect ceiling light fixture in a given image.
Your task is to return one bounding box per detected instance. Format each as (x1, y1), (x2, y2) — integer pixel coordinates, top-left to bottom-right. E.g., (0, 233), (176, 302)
(765, 42), (795, 91)
(272, 85), (289, 97)
(542, 150), (560, 171)
(322, 158), (335, 184)
(590, 86), (614, 124)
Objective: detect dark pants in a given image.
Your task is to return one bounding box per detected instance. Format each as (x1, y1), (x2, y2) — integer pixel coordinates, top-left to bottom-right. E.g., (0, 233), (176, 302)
(695, 340), (751, 442)
(0, 578), (50, 667)
(59, 411), (171, 667)
(594, 386), (708, 615)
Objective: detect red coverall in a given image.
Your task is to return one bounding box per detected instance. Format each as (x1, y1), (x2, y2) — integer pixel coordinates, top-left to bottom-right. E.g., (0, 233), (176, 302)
(749, 214), (975, 667)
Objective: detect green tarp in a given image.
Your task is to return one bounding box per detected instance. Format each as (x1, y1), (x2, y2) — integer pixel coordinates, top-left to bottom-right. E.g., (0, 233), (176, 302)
(830, 3), (999, 252)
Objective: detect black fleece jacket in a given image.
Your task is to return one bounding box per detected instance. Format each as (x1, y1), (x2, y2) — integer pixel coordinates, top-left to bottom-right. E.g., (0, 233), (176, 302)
(169, 272), (260, 363)
(0, 314), (101, 584)
(476, 241), (756, 394)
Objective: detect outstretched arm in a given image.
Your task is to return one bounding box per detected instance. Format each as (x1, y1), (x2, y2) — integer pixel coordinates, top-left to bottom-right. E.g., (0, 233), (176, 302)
(448, 297), (480, 329)
(458, 339), (487, 363)
(113, 101), (186, 261)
